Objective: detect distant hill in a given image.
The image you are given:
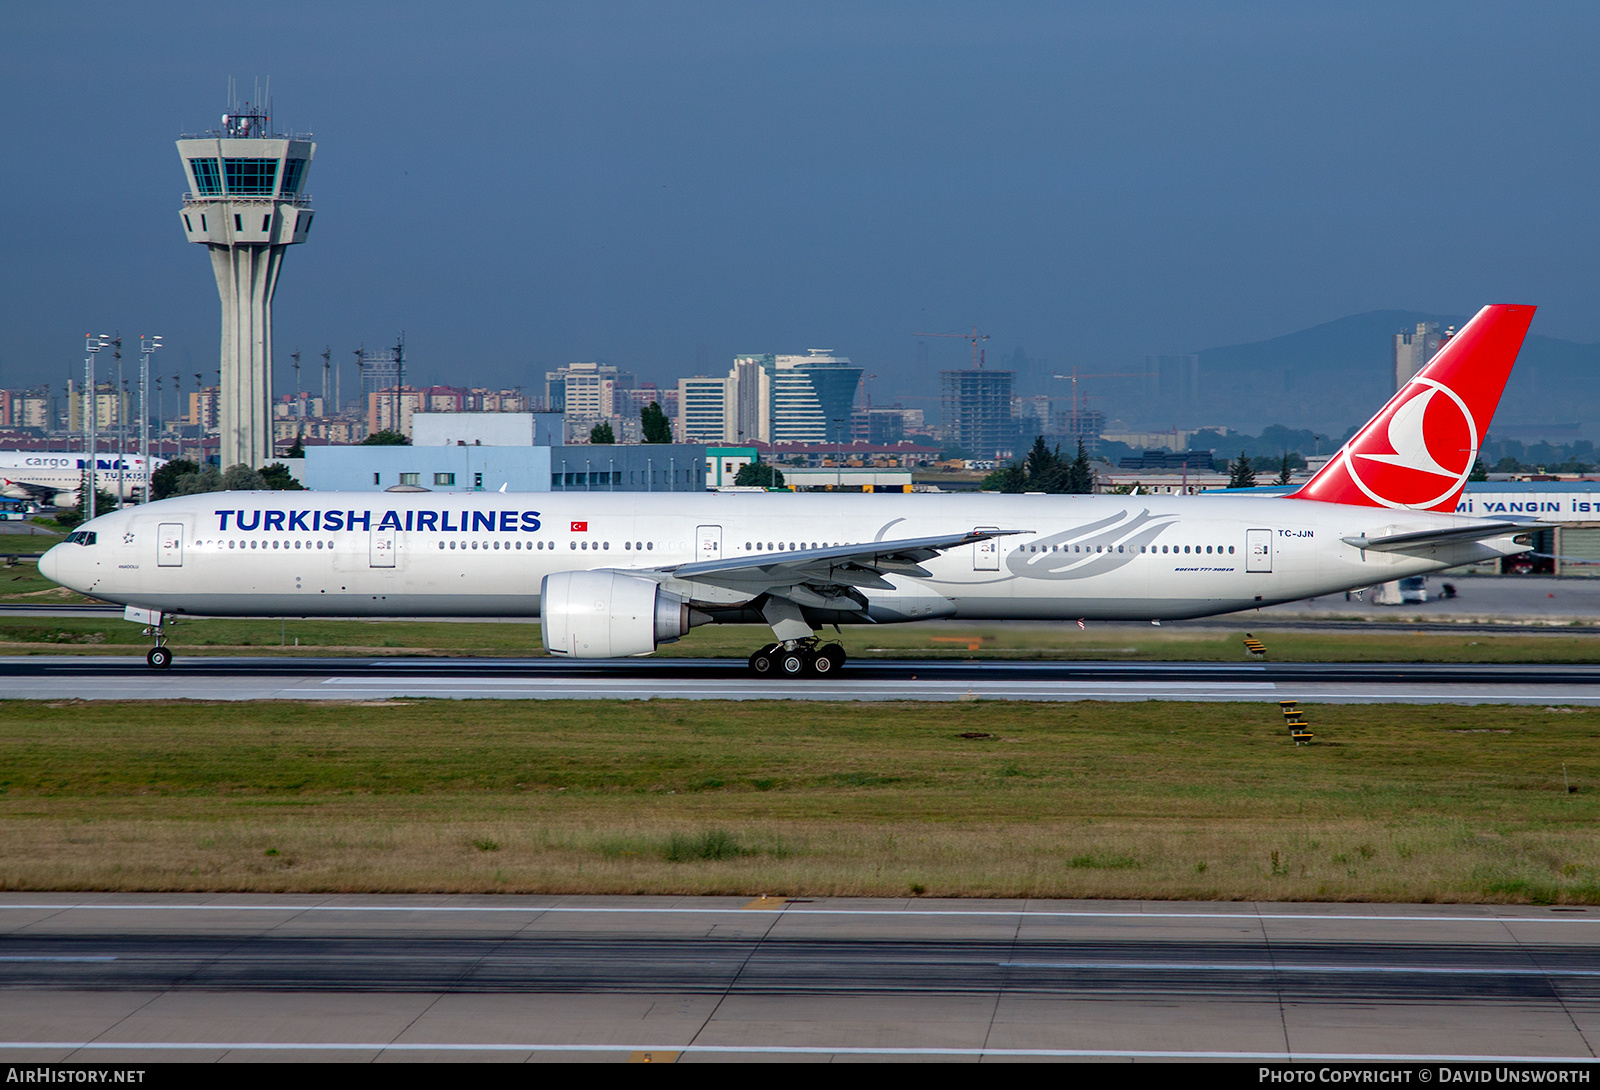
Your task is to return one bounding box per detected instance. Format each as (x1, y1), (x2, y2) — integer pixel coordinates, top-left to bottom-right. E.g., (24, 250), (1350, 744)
(1120, 310), (1600, 441)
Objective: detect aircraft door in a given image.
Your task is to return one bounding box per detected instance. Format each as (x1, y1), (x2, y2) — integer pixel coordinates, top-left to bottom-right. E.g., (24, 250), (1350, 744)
(370, 529), (396, 568)
(696, 525), (722, 561)
(1246, 529), (1273, 573)
(157, 523), (184, 567)
(973, 527), (999, 571)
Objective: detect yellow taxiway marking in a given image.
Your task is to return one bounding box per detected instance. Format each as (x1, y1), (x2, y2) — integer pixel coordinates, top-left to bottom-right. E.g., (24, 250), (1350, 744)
(742, 895), (790, 910)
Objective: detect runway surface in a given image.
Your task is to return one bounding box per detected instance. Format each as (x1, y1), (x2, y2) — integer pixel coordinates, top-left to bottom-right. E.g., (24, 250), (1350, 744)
(6, 654), (1600, 704)
(1, 894), (1597, 1061)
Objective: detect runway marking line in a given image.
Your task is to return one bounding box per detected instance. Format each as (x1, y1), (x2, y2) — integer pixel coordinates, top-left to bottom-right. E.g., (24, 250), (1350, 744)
(1003, 960), (1600, 976)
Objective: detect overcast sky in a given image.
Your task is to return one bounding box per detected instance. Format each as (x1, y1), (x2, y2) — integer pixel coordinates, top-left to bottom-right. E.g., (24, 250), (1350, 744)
(3, 1), (1596, 412)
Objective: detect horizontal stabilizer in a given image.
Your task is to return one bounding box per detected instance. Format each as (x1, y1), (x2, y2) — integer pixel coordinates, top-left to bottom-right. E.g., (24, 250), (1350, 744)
(1340, 521), (1541, 553)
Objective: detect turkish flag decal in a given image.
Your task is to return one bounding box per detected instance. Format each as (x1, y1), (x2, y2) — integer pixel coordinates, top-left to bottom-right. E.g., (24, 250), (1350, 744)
(571, 521), (587, 532)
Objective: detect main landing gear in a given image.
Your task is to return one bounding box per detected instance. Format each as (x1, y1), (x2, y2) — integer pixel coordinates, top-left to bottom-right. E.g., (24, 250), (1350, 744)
(748, 639), (846, 678)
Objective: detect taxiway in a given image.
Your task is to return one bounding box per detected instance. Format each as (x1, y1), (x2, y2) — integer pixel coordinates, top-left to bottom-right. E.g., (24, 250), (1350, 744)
(4, 655), (1600, 703)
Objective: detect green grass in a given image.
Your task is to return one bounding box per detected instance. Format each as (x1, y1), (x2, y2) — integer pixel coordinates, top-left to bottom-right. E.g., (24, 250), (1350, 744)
(1, 699), (1598, 901)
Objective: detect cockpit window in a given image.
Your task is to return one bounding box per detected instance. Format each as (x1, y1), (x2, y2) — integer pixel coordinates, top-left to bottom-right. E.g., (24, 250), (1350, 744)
(64, 531), (97, 545)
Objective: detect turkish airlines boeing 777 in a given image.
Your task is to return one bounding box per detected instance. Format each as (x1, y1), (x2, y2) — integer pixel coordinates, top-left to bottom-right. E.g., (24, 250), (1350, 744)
(41, 304), (1539, 674)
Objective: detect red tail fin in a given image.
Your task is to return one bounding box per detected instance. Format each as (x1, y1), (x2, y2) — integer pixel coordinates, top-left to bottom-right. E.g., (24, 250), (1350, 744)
(1290, 303), (1535, 512)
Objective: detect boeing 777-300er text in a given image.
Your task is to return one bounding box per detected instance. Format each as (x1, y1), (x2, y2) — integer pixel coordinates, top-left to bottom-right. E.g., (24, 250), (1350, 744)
(41, 304), (1541, 673)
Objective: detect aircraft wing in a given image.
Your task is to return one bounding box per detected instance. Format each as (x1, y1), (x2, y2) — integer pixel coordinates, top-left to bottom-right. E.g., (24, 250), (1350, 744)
(0, 479), (65, 504)
(656, 529), (1027, 593)
(1341, 520), (1544, 553)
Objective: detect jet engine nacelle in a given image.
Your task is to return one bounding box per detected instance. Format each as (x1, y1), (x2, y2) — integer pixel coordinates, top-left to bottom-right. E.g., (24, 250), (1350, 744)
(541, 570), (708, 658)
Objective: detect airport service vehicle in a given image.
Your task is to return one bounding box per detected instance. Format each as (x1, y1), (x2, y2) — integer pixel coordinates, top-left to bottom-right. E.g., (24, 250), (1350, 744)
(40, 304), (1541, 674)
(0, 452), (167, 506)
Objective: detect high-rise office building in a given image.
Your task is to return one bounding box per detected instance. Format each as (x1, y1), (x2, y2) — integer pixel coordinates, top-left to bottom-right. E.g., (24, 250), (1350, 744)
(770, 350), (862, 444)
(676, 375), (733, 443)
(177, 98), (315, 467)
(730, 354), (773, 444)
(545, 362), (633, 419)
(1394, 322), (1443, 392)
(1145, 354), (1199, 410)
(357, 346), (403, 398)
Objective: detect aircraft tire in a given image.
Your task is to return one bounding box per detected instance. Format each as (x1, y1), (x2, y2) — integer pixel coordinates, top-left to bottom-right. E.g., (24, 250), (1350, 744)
(147, 646), (172, 670)
(749, 650), (775, 676)
(778, 649), (808, 677)
(817, 644), (846, 674)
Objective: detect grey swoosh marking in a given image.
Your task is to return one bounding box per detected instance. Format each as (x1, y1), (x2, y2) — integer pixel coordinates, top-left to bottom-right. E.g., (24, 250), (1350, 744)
(874, 518), (906, 543)
(1005, 509), (1178, 581)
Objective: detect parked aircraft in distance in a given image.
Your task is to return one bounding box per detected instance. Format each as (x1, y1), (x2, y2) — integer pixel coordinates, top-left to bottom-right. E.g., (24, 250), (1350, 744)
(0, 452), (167, 506)
(41, 305), (1540, 674)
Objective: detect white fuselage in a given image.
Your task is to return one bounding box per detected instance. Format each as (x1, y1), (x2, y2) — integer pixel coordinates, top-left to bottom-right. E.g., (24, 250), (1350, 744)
(40, 490), (1524, 623)
(0, 452), (166, 503)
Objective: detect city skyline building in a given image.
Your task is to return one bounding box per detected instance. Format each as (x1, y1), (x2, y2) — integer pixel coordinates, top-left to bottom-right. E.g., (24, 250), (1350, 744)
(356, 345), (403, 399)
(545, 361), (634, 431)
(730, 354), (773, 444)
(769, 350), (861, 444)
(1394, 321), (1445, 392)
(676, 374), (733, 443)
(941, 367), (1015, 460)
(177, 93), (316, 467)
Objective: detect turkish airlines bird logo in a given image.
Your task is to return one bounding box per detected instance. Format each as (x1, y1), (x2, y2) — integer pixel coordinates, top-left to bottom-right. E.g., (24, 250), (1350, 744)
(1342, 378), (1477, 510)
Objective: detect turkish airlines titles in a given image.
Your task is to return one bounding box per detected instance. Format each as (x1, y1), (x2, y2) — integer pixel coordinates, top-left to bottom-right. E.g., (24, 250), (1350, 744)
(212, 508), (544, 533)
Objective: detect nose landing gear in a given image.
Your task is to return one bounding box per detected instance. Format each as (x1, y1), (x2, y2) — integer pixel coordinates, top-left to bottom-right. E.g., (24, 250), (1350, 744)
(141, 620), (173, 669)
(747, 639), (845, 678)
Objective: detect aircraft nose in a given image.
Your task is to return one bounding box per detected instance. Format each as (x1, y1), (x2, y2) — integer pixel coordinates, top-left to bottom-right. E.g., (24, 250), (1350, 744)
(38, 543), (60, 584)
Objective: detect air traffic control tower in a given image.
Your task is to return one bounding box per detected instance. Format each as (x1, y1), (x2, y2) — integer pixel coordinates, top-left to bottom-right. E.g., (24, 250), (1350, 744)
(177, 105), (315, 468)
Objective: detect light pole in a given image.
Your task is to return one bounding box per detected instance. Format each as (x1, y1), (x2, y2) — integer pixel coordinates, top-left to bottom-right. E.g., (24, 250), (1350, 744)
(139, 335), (162, 501)
(834, 416), (846, 489)
(83, 333), (110, 521)
(110, 333), (123, 503)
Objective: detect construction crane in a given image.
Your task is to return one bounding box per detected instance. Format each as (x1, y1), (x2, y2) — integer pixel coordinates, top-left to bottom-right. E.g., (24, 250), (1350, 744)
(1051, 368), (1147, 441)
(913, 326), (990, 369)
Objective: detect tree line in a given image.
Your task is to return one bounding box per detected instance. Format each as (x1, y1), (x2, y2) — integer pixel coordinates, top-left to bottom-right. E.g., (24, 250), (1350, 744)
(982, 438), (1098, 493)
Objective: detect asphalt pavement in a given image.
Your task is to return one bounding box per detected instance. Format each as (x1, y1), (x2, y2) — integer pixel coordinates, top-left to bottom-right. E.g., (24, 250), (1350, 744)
(1, 895), (1595, 1061)
(5, 654), (1600, 703)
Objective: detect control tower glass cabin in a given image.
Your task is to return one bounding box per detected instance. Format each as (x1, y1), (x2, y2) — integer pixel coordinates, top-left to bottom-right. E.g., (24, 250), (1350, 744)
(177, 108), (315, 468)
